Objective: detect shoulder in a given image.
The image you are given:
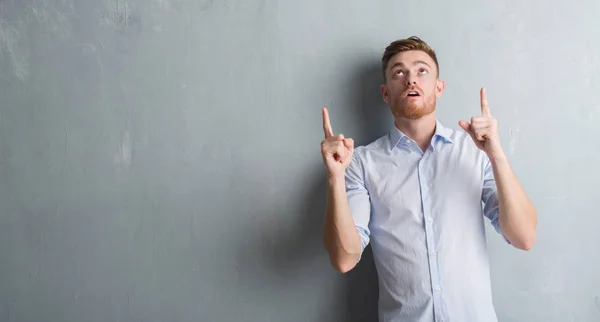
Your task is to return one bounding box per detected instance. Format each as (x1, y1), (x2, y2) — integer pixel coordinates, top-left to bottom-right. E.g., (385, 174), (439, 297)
(444, 125), (473, 146)
(354, 134), (390, 158)
(345, 133), (390, 176)
(440, 124), (490, 167)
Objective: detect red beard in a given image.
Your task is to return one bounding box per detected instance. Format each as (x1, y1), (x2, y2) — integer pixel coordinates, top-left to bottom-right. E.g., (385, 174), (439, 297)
(391, 95), (436, 119)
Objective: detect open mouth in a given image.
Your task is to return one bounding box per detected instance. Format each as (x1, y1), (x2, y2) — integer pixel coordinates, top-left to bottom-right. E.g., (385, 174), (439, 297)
(406, 91), (420, 97)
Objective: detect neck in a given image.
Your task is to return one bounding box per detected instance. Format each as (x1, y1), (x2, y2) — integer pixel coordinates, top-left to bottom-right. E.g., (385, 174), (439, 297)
(394, 112), (437, 152)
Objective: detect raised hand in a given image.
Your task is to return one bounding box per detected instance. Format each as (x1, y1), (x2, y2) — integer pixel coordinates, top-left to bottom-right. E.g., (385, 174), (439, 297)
(459, 88), (505, 160)
(321, 107), (354, 180)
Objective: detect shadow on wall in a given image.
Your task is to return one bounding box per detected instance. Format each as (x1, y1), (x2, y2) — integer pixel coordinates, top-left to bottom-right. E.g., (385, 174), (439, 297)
(241, 57), (388, 322)
(341, 56), (389, 322)
(350, 56), (393, 147)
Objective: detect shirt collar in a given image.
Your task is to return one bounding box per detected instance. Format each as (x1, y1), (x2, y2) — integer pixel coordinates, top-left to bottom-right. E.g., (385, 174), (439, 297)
(389, 119), (453, 151)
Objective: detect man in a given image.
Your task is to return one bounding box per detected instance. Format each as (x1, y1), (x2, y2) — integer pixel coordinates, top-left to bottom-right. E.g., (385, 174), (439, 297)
(320, 36), (537, 322)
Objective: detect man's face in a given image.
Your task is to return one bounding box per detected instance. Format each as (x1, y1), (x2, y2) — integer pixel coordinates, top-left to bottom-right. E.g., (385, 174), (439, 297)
(381, 50), (444, 120)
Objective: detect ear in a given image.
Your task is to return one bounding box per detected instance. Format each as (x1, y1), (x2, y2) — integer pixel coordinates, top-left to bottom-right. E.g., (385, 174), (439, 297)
(381, 84), (390, 103)
(435, 79), (445, 98)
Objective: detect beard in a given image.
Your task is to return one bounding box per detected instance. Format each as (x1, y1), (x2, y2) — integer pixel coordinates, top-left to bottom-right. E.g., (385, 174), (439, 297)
(391, 94), (436, 120)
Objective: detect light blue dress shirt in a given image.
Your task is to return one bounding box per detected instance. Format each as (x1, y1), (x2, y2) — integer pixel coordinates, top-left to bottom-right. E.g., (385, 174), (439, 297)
(346, 120), (509, 322)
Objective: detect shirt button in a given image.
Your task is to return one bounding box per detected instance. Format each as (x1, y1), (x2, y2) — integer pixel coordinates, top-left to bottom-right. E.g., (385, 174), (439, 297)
(430, 251), (436, 256)
(428, 218), (433, 223)
(435, 286), (441, 292)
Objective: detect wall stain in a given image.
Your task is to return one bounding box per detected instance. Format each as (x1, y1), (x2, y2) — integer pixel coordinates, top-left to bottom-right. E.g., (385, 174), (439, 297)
(0, 0), (75, 82)
(99, 0), (140, 34)
(154, 0), (222, 13)
(509, 127), (519, 155)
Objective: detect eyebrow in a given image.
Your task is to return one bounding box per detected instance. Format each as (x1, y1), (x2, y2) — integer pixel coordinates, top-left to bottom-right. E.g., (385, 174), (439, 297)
(389, 60), (432, 70)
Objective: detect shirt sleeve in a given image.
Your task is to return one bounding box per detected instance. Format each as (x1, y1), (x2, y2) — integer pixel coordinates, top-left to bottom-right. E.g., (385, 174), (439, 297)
(345, 149), (372, 261)
(481, 156), (511, 244)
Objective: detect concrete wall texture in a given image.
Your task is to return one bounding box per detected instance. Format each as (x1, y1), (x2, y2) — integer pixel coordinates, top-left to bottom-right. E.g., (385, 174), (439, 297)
(1, 0), (599, 321)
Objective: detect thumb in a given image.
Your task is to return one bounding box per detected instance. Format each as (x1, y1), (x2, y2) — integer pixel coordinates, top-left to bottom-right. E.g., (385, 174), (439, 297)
(342, 138), (354, 165)
(458, 120), (471, 133)
(459, 120), (480, 144)
(343, 138), (354, 149)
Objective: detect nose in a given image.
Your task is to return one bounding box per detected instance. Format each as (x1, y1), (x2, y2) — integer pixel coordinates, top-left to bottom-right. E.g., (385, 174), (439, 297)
(406, 73), (416, 85)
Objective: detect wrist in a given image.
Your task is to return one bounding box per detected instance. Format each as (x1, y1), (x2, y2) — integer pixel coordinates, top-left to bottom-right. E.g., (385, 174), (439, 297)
(327, 174), (345, 187)
(486, 144), (507, 164)
(488, 151), (508, 166)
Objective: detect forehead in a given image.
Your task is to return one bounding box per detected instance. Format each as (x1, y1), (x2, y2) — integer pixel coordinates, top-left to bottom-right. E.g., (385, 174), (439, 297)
(388, 50), (436, 70)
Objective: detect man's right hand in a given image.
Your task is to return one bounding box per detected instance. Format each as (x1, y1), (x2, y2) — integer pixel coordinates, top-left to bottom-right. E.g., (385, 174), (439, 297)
(321, 107), (354, 180)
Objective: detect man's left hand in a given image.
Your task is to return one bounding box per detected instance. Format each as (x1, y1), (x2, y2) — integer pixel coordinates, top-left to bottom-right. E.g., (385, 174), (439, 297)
(459, 87), (505, 161)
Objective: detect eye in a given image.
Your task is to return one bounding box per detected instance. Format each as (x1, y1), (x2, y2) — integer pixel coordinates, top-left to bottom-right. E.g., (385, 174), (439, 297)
(418, 68), (428, 74)
(394, 70), (405, 76)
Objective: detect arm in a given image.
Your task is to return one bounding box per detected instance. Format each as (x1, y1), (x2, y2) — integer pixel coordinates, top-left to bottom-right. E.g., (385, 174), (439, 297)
(320, 108), (370, 273)
(323, 153), (371, 273)
(460, 88), (537, 250)
(489, 154), (537, 250)
(323, 176), (363, 273)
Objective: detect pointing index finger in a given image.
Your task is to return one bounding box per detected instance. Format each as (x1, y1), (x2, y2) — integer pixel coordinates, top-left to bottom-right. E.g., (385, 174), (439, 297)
(480, 87), (491, 117)
(322, 107), (334, 138)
